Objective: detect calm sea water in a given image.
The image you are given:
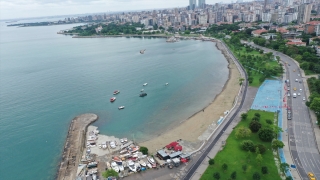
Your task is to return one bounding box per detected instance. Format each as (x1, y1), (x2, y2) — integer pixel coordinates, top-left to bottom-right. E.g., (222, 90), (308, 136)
(0, 19), (228, 180)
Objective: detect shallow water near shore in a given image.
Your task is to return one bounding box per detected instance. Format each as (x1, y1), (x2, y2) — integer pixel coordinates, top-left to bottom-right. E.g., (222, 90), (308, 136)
(0, 19), (228, 180)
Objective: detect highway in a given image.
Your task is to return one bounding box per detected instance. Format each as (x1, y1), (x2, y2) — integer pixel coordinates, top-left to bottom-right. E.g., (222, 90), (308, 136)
(248, 42), (320, 180)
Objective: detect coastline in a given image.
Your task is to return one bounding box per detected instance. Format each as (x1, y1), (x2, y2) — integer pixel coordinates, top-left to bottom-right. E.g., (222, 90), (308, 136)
(139, 40), (241, 153)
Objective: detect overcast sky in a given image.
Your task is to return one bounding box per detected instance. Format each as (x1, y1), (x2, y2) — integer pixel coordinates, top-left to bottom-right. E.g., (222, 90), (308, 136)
(0, 0), (232, 20)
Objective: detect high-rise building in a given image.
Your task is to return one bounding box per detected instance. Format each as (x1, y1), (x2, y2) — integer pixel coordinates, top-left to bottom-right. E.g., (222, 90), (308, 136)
(297, 3), (312, 24)
(198, 0), (206, 9)
(189, 0), (196, 10)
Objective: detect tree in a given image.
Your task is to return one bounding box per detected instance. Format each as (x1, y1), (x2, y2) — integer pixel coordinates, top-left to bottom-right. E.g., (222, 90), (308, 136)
(255, 144), (266, 154)
(102, 169), (118, 178)
(261, 166), (268, 174)
(209, 158), (215, 165)
(280, 163), (289, 174)
(252, 116), (260, 121)
(242, 164), (247, 173)
(258, 127), (274, 142)
(253, 172), (261, 180)
(310, 97), (320, 113)
(266, 119), (273, 125)
(231, 171), (237, 179)
(254, 113), (261, 118)
(255, 147), (260, 154)
(286, 176), (293, 180)
(140, 146), (148, 155)
(222, 163), (228, 171)
(241, 113), (248, 120)
(185, 30), (191, 34)
(241, 140), (255, 151)
(271, 139), (285, 150)
(256, 154), (263, 165)
(249, 120), (262, 133)
(236, 126), (252, 139)
(213, 172), (221, 180)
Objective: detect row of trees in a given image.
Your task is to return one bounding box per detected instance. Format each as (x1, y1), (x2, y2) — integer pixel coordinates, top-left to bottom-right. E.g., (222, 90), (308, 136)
(252, 35), (320, 74)
(306, 77), (320, 126)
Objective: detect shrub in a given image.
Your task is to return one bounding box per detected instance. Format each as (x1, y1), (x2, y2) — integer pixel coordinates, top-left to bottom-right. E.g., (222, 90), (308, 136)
(255, 144), (266, 154)
(249, 120), (262, 133)
(241, 140), (255, 152)
(266, 119), (273, 125)
(252, 116), (260, 121)
(254, 113), (261, 118)
(222, 163), (228, 171)
(253, 172), (261, 180)
(235, 126), (252, 138)
(213, 172), (221, 180)
(140, 146), (148, 155)
(230, 171), (237, 179)
(261, 166), (268, 174)
(241, 113), (248, 120)
(102, 169), (118, 178)
(209, 158), (215, 165)
(258, 127), (274, 142)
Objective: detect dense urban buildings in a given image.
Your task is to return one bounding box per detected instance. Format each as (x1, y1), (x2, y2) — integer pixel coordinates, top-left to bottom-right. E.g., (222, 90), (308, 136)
(46, 0), (319, 33)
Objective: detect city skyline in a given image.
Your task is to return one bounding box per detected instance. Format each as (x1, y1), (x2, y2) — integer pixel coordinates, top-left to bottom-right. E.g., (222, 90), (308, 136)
(0, 0), (231, 20)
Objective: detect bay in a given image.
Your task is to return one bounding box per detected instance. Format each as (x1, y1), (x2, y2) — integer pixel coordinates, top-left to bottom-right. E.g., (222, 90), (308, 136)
(0, 21), (228, 179)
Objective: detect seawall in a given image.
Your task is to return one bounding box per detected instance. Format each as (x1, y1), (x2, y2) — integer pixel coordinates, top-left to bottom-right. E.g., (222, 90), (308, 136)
(56, 113), (98, 180)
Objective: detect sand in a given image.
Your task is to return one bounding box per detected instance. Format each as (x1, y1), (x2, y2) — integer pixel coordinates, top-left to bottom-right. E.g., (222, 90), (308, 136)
(140, 41), (242, 154)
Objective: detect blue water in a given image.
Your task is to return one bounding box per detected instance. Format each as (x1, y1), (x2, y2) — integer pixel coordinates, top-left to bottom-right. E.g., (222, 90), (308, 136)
(0, 20), (228, 180)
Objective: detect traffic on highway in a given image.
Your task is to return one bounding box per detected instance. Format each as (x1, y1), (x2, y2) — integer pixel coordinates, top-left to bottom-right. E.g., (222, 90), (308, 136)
(248, 42), (320, 180)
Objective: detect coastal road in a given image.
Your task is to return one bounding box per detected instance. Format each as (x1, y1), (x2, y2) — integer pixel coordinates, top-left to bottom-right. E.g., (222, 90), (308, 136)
(182, 41), (248, 180)
(248, 42), (320, 180)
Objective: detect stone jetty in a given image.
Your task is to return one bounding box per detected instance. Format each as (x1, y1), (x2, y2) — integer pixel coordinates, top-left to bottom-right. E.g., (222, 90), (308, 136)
(57, 113), (98, 180)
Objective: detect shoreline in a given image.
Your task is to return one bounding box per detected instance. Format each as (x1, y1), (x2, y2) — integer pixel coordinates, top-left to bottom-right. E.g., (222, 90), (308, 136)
(139, 40), (241, 153)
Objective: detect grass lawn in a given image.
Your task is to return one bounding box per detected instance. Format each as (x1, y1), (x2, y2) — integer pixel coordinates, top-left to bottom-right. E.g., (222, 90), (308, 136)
(200, 110), (281, 180)
(304, 70), (318, 76)
(248, 73), (264, 87)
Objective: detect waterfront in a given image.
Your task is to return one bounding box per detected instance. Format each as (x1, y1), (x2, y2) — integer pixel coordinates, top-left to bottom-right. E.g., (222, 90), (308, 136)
(0, 21), (228, 179)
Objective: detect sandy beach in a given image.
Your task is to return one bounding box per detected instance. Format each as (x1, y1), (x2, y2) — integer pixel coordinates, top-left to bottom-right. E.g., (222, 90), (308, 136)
(140, 41), (241, 153)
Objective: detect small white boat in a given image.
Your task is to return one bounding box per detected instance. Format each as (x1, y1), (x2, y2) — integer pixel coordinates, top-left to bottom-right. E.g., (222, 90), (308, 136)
(120, 139), (124, 143)
(146, 162), (152, 168)
(143, 83), (148, 86)
(118, 164), (124, 171)
(147, 156), (156, 165)
(165, 83), (169, 86)
(123, 138), (128, 142)
(118, 106), (125, 110)
(141, 89), (144, 92)
(127, 160), (137, 172)
(138, 160), (146, 167)
(119, 149), (127, 154)
(111, 162), (120, 172)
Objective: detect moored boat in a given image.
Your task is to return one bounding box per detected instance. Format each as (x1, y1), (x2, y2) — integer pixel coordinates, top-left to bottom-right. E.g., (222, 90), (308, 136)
(127, 160), (137, 172)
(110, 97), (116, 102)
(143, 83), (148, 86)
(147, 156), (156, 165)
(139, 93), (147, 97)
(138, 160), (146, 167)
(146, 163), (152, 169)
(113, 90), (120, 95)
(118, 106), (125, 110)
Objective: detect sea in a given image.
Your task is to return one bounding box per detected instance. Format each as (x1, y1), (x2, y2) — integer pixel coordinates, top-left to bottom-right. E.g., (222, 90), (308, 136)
(0, 18), (228, 180)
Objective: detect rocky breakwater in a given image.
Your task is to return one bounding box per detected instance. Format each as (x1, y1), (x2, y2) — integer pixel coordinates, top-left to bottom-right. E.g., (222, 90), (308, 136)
(57, 113), (98, 180)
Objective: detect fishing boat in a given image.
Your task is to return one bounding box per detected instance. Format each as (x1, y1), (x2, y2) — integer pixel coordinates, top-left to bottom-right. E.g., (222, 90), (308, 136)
(113, 90), (120, 95)
(118, 106), (125, 110)
(143, 83), (148, 86)
(140, 89), (144, 92)
(139, 93), (147, 97)
(110, 97), (116, 102)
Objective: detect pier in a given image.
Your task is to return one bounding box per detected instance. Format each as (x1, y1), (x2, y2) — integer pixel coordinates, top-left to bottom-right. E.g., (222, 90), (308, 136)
(57, 113), (98, 180)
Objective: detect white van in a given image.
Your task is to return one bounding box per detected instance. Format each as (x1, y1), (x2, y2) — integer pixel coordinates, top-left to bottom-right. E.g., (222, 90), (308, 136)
(293, 93), (297, 98)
